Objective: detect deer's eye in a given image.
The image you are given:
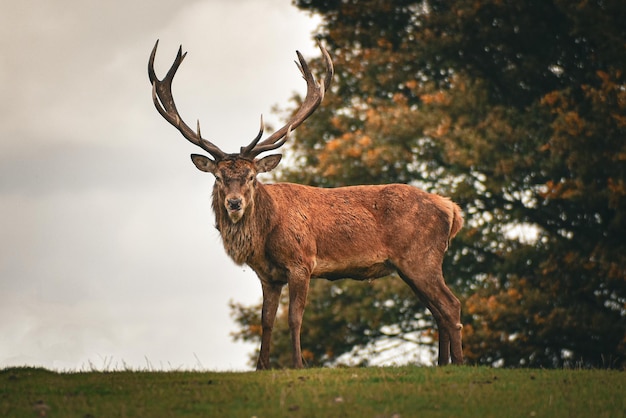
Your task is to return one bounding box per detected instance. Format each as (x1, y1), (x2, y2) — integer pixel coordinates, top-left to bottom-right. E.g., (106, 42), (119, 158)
(247, 174), (255, 182)
(215, 175), (223, 183)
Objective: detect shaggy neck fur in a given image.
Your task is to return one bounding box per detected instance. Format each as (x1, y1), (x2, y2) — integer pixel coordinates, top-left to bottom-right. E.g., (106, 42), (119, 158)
(212, 182), (274, 265)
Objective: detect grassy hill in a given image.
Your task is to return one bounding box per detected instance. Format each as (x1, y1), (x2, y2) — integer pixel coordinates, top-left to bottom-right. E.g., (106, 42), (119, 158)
(1, 365), (624, 417)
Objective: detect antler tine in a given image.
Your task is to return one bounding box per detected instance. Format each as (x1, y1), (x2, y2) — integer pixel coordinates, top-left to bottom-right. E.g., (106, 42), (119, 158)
(149, 40), (226, 160)
(240, 115), (265, 155)
(242, 42), (333, 159)
(245, 125), (292, 157)
(319, 42), (334, 93)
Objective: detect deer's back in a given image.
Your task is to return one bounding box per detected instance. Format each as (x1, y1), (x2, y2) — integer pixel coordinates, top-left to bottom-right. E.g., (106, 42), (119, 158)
(262, 182), (459, 279)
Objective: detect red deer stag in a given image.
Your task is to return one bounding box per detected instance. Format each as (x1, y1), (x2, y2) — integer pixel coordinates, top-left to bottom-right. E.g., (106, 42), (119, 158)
(148, 40), (464, 368)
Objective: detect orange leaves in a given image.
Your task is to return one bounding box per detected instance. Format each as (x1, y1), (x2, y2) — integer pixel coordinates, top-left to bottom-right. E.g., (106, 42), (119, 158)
(465, 290), (517, 325)
(540, 90), (563, 108)
(325, 138), (342, 152)
(345, 146), (362, 158)
(330, 116), (344, 130)
(607, 178), (626, 196)
(376, 37), (393, 49)
(302, 349), (315, 362)
(462, 276), (551, 363)
(248, 324), (263, 337)
(420, 91), (450, 106)
(506, 287), (522, 301)
(539, 179), (582, 201)
(319, 131), (377, 177)
(404, 79), (418, 90)
(596, 70), (613, 84)
(466, 290), (497, 318)
(357, 135), (373, 147)
(542, 69), (626, 157)
(560, 111), (587, 138)
(463, 290), (515, 362)
(541, 89), (586, 142)
(607, 177), (626, 209)
(539, 70), (626, 206)
(594, 69), (624, 99)
(364, 108), (382, 128)
(313, 99), (424, 182)
(538, 69), (626, 212)
(486, 295), (500, 312)
(424, 116), (451, 139)
(392, 92), (408, 106)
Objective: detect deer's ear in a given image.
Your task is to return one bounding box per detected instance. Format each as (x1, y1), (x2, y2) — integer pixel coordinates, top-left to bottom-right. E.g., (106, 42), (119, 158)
(191, 154), (217, 173)
(255, 154), (282, 173)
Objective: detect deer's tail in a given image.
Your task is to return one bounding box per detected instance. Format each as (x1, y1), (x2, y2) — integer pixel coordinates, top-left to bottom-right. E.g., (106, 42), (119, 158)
(441, 199), (464, 252)
(449, 202), (464, 241)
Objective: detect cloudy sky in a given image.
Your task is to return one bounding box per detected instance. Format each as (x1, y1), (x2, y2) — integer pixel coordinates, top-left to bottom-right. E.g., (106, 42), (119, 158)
(0, 0), (321, 371)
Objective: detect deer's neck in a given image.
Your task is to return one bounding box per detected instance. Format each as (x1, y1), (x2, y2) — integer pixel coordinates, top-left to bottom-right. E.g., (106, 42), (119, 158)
(212, 183), (274, 266)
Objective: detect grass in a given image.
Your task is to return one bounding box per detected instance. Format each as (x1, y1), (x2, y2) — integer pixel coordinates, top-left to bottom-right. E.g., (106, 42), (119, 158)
(1, 365), (624, 417)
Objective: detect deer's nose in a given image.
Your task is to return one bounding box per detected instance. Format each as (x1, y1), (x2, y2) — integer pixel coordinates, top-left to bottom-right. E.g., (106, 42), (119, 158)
(227, 198), (242, 211)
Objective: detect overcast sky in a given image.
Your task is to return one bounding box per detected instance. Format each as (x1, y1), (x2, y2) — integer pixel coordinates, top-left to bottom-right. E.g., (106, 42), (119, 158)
(0, 0), (322, 371)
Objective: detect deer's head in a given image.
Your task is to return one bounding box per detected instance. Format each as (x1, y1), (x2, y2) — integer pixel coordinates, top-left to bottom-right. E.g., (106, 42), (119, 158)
(148, 40), (333, 223)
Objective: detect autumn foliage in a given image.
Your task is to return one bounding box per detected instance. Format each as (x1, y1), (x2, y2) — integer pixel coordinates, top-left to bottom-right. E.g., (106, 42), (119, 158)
(232, 0), (626, 368)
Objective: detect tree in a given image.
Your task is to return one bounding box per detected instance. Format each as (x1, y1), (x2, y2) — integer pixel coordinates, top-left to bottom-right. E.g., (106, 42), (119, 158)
(232, 0), (626, 368)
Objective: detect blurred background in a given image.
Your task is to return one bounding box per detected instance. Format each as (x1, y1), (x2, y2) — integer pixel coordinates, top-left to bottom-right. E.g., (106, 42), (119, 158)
(0, 0), (320, 371)
(2, 0), (625, 371)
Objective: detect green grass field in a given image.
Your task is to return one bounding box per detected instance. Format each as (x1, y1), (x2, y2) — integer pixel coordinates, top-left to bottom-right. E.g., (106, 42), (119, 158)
(1, 366), (624, 417)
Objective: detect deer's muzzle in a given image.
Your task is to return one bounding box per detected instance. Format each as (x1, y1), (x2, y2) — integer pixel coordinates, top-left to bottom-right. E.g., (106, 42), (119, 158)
(227, 198), (242, 211)
(225, 196), (246, 223)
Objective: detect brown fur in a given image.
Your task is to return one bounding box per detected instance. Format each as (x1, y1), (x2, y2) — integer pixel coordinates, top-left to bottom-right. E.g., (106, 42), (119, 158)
(193, 154), (465, 369)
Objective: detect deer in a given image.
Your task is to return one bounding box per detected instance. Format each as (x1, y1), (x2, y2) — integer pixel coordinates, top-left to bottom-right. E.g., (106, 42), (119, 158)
(148, 40), (464, 369)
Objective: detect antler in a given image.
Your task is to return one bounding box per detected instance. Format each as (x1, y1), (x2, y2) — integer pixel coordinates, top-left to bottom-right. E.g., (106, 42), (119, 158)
(149, 40), (333, 161)
(240, 42), (334, 159)
(148, 40), (226, 160)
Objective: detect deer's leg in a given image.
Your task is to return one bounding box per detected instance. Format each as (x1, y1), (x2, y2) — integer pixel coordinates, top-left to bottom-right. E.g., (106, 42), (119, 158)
(287, 273), (310, 369)
(396, 261), (463, 366)
(256, 281), (283, 370)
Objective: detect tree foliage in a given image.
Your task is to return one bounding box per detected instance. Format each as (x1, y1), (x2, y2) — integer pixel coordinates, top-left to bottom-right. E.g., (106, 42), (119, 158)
(231, 0), (626, 368)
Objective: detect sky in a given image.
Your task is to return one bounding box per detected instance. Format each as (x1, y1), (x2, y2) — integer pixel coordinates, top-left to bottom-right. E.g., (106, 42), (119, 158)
(0, 0), (322, 371)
